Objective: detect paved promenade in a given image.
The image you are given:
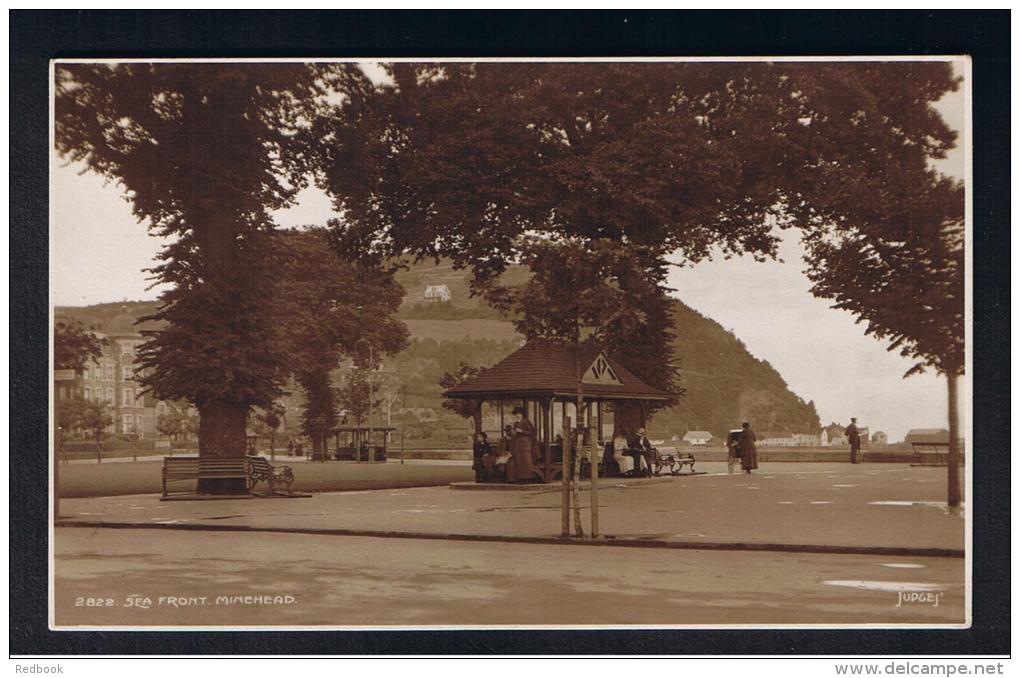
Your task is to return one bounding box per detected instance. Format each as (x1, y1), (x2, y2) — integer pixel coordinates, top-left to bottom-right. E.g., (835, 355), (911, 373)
(58, 463), (964, 554)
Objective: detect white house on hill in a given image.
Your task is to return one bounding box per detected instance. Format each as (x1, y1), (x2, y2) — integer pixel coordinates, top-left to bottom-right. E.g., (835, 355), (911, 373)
(682, 430), (712, 446)
(423, 284), (451, 303)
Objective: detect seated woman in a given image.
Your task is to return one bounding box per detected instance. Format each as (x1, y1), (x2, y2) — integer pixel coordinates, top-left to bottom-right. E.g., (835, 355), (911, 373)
(486, 425), (514, 483)
(612, 430), (636, 476)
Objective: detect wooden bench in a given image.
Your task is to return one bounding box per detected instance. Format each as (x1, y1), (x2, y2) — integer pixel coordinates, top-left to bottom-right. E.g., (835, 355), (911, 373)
(246, 455), (295, 494)
(162, 457), (250, 497)
(910, 443), (962, 467)
(653, 448), (696, 476)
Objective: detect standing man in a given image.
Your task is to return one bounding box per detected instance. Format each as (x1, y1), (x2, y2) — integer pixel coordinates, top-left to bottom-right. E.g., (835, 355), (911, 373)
(739, 422), (758, 474)
(846, 417), (862, 464)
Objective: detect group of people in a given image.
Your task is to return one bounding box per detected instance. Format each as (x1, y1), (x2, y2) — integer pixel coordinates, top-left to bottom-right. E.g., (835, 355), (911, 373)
(472, 407), (539, 483)
(471, 408), (665, 483)
(610, 427), (657, 477)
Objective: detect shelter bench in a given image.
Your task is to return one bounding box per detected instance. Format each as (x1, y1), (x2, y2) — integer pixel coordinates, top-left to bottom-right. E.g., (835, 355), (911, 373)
(161, 457), (250, 497)
(653, 448), (696, 476)
(246, 455), (295, 494)
(910, 443), (959, 467)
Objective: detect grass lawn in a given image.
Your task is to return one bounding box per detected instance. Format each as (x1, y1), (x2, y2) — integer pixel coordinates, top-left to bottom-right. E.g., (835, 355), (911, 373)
(58, 460), (473, 498)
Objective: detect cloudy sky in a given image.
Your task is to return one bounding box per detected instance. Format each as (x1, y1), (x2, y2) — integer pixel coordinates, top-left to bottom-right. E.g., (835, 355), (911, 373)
(49, 59), (968, 442)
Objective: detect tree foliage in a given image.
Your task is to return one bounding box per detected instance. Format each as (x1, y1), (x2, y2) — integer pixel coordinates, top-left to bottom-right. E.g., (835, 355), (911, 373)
(336, 367), (382, 428)
(313, 61), (959, 413)
(439, 363), (487, 419)
(54, 320), (107, 371)
(802, 175), (964, 378)
(60, 398), (114, 448)
(272, 228), (409, 446)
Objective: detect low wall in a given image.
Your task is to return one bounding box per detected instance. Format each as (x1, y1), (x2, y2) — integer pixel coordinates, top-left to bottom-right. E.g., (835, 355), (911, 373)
(397, 446), (915, 463)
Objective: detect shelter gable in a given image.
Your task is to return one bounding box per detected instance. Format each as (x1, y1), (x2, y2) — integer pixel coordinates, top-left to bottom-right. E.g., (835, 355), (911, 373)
(582, 353), (622, 386)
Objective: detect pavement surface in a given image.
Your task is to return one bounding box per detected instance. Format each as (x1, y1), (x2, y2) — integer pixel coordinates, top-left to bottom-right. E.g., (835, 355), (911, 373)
(57, 463), (964, 553)
(54, 528), (966, 627)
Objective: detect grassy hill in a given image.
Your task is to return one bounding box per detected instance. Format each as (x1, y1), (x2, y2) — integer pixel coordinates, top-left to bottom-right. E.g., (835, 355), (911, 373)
(56, 261), (820, 444)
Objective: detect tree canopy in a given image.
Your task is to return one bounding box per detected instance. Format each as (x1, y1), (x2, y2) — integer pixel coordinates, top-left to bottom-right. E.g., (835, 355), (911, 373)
(313, 61), (960, 406)
(54, 320), (107, 371)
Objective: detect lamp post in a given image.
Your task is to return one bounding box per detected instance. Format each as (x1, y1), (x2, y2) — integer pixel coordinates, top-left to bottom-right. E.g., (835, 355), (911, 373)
(356, 338), (374, 463)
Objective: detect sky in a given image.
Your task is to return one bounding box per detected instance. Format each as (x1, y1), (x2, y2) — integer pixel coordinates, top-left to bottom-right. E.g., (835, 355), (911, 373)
(49, 59), (969, 442)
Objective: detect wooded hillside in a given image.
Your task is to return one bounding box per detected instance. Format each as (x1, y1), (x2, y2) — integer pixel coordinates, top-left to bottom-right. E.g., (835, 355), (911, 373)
(56, 261), (820, 442)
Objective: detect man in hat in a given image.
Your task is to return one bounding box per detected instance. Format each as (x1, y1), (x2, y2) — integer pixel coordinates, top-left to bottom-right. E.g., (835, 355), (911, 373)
(846, 417), (862, 464)
(634, 427), (656, 477)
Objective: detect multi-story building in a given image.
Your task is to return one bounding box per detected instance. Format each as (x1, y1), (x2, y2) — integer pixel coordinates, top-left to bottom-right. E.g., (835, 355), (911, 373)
(59, 312), (160, 438)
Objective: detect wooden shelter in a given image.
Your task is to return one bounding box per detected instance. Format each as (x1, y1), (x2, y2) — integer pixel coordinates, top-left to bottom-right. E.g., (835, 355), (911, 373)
(444, 340), (673, 482)
(328, 426), (396, 462)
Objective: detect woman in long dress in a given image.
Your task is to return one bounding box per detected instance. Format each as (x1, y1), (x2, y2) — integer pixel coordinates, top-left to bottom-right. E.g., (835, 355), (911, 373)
(739, 422), (758, 473)
(510, 406), (536, 482)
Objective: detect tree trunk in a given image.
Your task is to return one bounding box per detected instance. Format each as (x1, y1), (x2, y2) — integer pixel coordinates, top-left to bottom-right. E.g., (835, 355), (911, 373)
(311, 431), (326, 460)
(946, 371), (962, 509)
(197, 399), (249, 494)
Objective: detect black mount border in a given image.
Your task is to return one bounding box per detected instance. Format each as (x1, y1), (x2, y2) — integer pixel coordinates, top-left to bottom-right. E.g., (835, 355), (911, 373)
(10, 10), (1009, 656)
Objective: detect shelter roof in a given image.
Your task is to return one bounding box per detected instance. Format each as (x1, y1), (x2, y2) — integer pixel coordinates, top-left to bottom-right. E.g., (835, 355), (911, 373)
(104, 313), (140, 337)
(444, 340), (671, 401)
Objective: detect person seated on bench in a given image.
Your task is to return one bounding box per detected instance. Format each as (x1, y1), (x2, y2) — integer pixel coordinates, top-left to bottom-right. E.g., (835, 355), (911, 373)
(631, 428), (656, 477)
(472, 432), (492, 482)
(613, 430), (636, 476)
(484, 425), (513, 482)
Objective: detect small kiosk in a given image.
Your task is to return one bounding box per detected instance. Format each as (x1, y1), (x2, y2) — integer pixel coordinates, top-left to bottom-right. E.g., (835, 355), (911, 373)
(331, 426), (395, 462)
(444, 340), (673, 483)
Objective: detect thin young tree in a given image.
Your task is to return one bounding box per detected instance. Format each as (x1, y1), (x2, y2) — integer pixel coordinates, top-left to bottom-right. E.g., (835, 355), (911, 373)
(272, 228), (408, 460)
(802, 174), (965, 507)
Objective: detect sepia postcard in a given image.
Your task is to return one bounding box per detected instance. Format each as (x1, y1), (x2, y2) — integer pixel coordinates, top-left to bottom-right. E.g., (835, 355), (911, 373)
(47, 54), (973, 634)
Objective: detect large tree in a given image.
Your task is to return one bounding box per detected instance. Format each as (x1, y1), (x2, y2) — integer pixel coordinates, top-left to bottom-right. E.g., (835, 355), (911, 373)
(802, 173), (965, 506)
(55, 63), (370, 491)
(313, 60), (958, 384)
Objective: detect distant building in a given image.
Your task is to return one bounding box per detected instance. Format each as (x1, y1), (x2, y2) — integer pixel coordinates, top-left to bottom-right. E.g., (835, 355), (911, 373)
(682, 430), (712, 446)
(871, 431), (888, 445)
(423, 284), (451, 303)
(821, 424), (847, 447)
(758, 431), (797, 447)
(792, 433), (821, 447)
(57, 311), (162, 439)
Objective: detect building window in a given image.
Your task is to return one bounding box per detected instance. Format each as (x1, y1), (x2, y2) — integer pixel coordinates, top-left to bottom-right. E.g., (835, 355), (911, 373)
(105, 365), (114, 381)
(106, 387), (114, 404)
(83, 387), (91, 400)
(58, 386), (67, 400)
(122, 416), (133, 434)
(122, 388), (133, 407)
(122, 365), (133, 380)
